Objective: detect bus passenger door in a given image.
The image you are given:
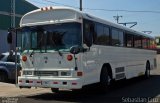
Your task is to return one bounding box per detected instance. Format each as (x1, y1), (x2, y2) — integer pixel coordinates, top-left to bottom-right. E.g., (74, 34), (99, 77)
(83, 19), (99, 85)
(83, 47), (99, 85)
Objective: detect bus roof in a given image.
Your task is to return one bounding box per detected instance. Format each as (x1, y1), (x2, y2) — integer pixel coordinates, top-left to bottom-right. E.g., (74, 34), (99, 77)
(20, 6), (154, 39)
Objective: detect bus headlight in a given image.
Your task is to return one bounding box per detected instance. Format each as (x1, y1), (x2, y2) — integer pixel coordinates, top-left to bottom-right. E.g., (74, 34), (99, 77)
(61, 71), (71, 76)
(23, 71), (33, 75)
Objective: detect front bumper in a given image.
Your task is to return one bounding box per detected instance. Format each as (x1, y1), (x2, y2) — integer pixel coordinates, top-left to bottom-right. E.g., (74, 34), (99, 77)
(18, 76), (82, 89)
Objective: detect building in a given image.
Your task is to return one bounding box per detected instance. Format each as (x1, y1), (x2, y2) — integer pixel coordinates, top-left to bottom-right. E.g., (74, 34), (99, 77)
(0, 0), (38, 53)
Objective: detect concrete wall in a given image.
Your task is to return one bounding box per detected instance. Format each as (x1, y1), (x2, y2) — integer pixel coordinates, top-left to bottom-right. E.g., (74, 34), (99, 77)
(0, 30), (9, 53)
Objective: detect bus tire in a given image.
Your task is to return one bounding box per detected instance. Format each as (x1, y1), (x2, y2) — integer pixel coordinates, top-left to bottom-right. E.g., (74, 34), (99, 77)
(99, 66), (111, 92)
(51, 88), (59, 93)
(145, 61), (150, 78)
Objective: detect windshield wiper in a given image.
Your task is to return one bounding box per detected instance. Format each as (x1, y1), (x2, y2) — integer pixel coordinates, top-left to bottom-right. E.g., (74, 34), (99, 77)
(30, 49), (35, 57)
(57, 50), (63, 57)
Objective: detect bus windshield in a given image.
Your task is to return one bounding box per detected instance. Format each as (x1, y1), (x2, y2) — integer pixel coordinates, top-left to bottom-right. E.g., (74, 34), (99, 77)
(19, 22), (82, 52)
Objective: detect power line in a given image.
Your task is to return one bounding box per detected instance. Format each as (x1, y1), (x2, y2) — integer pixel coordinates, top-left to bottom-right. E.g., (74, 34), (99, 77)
(85, 8), (160, 14)
(41, 0), (160, 14)
(43, 0), (79, 8)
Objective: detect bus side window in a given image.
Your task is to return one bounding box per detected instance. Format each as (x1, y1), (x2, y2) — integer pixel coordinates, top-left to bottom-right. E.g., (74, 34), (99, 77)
(134, 35), (142, 48)
(112, 29), (119, 46)
(144, 38), (149, 49)
(149, 39), (156, 49)
(95, 24), (110, 46)
(96, 24), (104, 45)
(111, 29), (124, 46)
(83, 20), (94, 47)
(103, 26), (110, 45)
(142, 37), (147, 49)
(119, 31), (124, 46)
(126, 33), (134, 47)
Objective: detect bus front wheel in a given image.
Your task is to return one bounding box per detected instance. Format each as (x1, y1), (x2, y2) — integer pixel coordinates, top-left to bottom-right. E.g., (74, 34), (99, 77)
(145, 62), (150, 78)
(99, 67), (111, 92)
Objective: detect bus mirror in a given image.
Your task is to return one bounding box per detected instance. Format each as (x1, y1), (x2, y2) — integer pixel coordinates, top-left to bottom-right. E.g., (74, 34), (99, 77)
(85, 35), (93, 48)
(7, 31), (12, 44)
(70, 46), (80, 54)
(85, 33), (93, 48)
(86, 40), (92, 47)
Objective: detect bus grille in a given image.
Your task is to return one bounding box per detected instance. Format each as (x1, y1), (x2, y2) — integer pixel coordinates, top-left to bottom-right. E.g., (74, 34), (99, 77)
(34, 71), (58, 76)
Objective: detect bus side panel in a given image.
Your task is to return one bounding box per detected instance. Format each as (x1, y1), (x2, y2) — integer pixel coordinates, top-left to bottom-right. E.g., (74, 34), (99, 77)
(82, 45), (156, 84)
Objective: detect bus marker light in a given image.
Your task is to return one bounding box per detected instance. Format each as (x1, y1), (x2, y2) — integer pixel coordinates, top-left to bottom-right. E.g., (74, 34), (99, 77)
(45, 7), (48, 11)
(53, 82), (58, 84)
(29, 81), (33, 83)
(37, 81), (42, 83)
(19, 80), (22, 83)
(50, 6), (53, 10)
(72, 82), (77, 85)
(67, 55), (73, 61)
(41, 7), (53, 11)
(22, 55), (27, 62)
(77, 71), (83, 76)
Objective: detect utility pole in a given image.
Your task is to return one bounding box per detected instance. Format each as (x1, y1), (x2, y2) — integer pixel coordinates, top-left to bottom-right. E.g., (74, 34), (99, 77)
(113, 14), (122, 23)
(11, 0), (17, 86)
(80, 0), (82, 11)
(11, 0), (15, 28)
(10, 0), (15, 50)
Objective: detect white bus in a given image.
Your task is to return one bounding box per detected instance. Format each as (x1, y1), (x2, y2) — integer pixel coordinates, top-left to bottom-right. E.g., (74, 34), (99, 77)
(155, 36), (160, 54)
(16, 6), (157, 92)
